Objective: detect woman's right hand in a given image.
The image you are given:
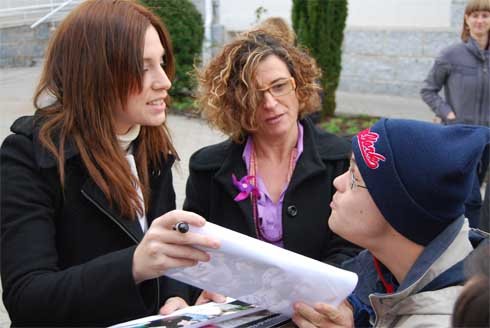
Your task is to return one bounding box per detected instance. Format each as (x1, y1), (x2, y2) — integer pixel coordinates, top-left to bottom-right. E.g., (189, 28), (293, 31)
(132, 210), (220, 284)
(446, 111), (456, 121)
(195, 290), (227, 305)
(292, 300), (354, 328)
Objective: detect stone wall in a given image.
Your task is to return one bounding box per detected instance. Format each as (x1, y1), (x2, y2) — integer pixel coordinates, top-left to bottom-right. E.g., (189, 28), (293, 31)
(0, 22), (54, 67)
(338, 28), (459, 97)
(338, 0), (465, 97)
(0, 0), (215, 68)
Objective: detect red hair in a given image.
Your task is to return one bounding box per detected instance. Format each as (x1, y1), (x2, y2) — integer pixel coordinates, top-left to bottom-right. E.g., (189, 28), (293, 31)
(34, 0), (177, 219)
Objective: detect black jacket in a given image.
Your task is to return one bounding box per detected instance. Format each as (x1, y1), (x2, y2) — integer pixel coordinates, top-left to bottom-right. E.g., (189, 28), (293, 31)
(0, 116), (190, 327)
(184, 118), (360, 266)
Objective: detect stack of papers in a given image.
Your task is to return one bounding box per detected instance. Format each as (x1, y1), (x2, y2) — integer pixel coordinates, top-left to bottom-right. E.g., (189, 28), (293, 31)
(110, 298), (290, 328)
(166, 222), (358, 316)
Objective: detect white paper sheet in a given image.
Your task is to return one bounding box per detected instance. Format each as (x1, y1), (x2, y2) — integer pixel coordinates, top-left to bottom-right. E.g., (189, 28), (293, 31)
(165, 222), (358, 317)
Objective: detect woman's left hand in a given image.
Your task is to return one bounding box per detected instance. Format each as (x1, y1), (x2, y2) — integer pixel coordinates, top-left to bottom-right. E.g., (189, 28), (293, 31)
(159, 296), (189, 315)
(158, 291), (226, 315)
(292, 300), (354, 328)
(195, 290), (227, 305)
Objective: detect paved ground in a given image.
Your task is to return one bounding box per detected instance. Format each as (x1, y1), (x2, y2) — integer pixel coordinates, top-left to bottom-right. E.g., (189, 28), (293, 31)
(0, 65), (434, 326)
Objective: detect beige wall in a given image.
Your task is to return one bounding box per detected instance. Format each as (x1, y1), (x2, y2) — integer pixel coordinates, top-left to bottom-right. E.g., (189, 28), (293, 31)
(220, 0), (292, 32)
(218, 0), (452, 32)
(347, 0), (452, 28)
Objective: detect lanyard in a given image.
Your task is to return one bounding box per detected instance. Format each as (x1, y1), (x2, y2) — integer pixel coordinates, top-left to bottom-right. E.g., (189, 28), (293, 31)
(249, 142), (297, 243)
(373, 257), (395, 294)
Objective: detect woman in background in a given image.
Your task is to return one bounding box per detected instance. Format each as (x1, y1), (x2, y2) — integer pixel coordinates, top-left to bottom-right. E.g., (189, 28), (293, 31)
(254, 16), (297, 45)
(420, 0), (490, 229)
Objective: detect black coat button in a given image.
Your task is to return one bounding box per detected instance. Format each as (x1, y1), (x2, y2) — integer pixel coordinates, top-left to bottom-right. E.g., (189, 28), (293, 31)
(287, 205), (298, 217)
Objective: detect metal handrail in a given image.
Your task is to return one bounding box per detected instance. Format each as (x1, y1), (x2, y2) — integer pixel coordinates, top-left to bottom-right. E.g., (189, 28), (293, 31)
(0, 1), (81, 28)
(31, 0), (75, 28)
(0, 3), (71, 14)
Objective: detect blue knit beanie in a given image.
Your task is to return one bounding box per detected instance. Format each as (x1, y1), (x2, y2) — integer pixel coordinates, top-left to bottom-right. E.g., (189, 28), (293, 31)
(352, 118), (490, 246)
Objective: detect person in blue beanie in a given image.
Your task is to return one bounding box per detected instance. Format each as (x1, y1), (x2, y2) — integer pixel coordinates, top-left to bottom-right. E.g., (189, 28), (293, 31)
(292, 119), (490, 328)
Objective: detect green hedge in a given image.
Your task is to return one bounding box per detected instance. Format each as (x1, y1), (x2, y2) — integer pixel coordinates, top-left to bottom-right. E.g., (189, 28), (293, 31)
(292, 0), (348, 118)
(141, 0), (204, 99)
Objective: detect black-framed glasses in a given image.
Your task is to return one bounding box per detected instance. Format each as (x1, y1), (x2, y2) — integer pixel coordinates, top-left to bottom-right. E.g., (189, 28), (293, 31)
(258, 77), (296, 98)
(350, 169), (368, 190)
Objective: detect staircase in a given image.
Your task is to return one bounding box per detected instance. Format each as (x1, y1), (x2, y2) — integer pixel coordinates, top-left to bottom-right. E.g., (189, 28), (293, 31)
(0, 0), (82, 28)
(0, 0), (82, 67)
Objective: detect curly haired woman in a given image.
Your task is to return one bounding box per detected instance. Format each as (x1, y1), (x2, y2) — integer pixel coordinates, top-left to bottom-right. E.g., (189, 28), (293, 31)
(184, 31), (360, 269)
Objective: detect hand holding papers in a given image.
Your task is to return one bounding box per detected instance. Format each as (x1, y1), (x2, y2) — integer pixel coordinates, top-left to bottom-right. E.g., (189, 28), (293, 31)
(165, 222), (358, 317)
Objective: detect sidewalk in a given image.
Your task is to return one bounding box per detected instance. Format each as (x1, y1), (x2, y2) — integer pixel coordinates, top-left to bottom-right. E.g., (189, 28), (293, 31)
(336, 91), (434, 121)
(0, 64), (433, 327)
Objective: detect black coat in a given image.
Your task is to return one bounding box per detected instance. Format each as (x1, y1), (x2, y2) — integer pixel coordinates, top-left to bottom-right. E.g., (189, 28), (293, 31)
(0, 116), (190, 327)
(184, 118), (360, 266)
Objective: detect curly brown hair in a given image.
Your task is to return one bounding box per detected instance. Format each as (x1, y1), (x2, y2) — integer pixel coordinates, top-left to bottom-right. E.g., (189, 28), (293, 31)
(197, 31), (321, 142)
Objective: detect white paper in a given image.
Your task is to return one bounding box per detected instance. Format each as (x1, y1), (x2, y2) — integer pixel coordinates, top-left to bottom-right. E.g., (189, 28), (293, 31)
(165, 222), (358, 317)
(109, 297), (271, 328)
(110, 298), (265, 328)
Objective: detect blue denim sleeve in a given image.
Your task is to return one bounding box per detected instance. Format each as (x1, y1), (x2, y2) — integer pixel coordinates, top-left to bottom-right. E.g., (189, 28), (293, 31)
(347, 294), (374, 328)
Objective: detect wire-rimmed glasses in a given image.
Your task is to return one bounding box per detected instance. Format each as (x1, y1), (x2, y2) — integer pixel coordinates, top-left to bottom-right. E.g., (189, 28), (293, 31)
(350, 169), (368, 190)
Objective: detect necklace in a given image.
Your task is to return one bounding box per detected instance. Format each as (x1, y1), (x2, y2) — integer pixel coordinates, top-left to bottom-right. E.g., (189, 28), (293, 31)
(249, 142), (297, 243)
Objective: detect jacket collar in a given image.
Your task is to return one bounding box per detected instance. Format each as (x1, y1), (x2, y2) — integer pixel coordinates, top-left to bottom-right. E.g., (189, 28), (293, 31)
(465, 37), (488, 62)
(288, 118), (330, 190)
(212, 118), (329, 236)
(81, 178), (145, 242)
(81, 150), (175, 243)
(214, 140), (256, 236)
(11, 115), (173, 242)
(350, 216), (471, 305)
(398, 216), (469, 292)
(367, 218), (472, 326)
(10, 115), (80, 168)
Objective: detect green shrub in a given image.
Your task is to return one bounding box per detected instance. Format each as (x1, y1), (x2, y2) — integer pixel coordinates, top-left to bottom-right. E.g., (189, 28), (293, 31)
(321, 115), (379, 136)
(141, 0), (204, 99)
(292, 0), (348, 118)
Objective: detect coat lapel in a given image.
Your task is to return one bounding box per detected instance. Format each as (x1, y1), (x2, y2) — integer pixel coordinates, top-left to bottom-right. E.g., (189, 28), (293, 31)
(213, 142), (257, 237)
(24, 113), (145, 243)
(81, 178), (144, 242)
(287, 119), (326, 192)
(147, 154), (175, 223)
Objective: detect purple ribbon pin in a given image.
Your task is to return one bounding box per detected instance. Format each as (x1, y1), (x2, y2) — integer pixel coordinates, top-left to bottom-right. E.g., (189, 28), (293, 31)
(232, 174), (260, 201)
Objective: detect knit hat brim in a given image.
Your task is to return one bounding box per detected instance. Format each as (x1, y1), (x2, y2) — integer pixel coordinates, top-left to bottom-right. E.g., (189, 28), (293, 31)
(352, 118), (490, 246)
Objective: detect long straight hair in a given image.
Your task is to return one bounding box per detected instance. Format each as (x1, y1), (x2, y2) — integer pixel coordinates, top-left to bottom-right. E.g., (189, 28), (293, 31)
(34, 0), (178, 219)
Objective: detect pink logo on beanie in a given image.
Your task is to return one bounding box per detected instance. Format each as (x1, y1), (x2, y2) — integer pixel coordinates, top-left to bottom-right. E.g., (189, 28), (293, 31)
(357, 128), (386, 169)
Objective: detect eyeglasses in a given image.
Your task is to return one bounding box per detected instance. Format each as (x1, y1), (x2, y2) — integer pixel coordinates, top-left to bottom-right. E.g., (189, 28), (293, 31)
(257, 77), (296, 98)
(350, 169), (368, 190)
